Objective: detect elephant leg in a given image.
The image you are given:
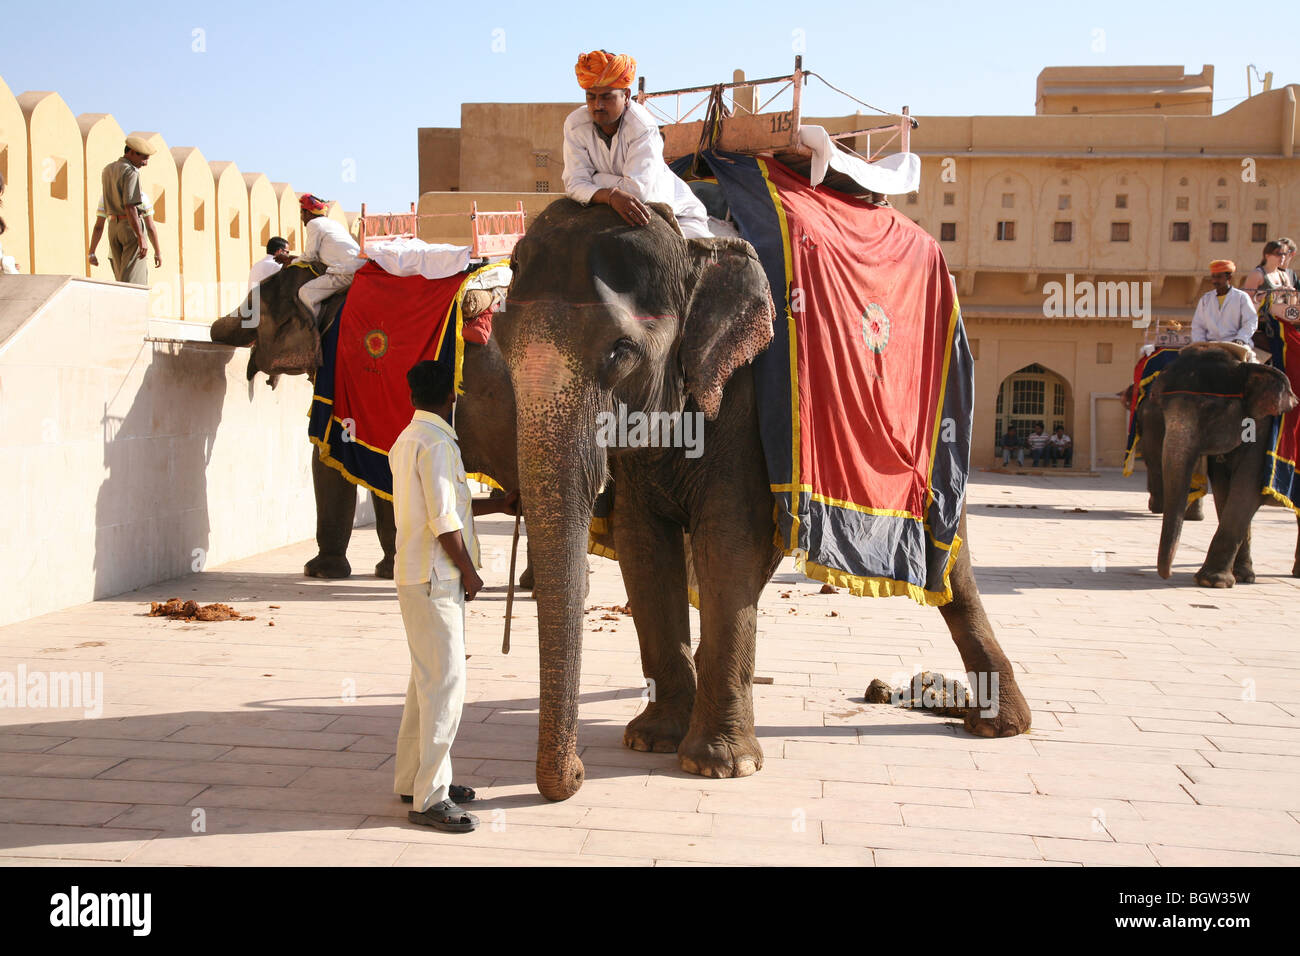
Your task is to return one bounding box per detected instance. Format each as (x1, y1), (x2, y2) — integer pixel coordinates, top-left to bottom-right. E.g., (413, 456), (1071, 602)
(676, 502), (782, 779)
(373, 496), (396, 579)
(1206, 463), (1254, 584)
(938, 514), (1032, 737)
(1196, 464), (1261, 588)
(305, 450), (355, 579)
(1293, 514), (1300, 578)
(613, 494), (697, 754)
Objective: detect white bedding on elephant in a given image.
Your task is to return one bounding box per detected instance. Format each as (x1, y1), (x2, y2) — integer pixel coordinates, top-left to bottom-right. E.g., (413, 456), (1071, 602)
(362, 237), (471, 280)
(797, 125), (921, 196)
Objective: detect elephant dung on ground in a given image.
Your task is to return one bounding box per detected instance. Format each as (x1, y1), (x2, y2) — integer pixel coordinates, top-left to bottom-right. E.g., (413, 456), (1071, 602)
(1136, 341), (1300, 586)
(497, 199), (1032, 801)
(211, 265), (521, 580)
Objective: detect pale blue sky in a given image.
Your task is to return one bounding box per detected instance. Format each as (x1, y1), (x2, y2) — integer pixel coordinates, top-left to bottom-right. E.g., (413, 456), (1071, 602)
(1, 0), (1292, 211)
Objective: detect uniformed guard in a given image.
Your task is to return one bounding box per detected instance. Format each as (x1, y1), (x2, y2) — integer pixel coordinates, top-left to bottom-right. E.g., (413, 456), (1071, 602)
(98, 136), (155, 284)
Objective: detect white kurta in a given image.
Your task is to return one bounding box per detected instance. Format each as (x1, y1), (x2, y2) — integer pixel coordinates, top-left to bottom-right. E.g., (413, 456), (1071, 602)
(1191, 287), (1258, 347)
(303, 216), (364, 275)
(562, 100), (710, 239)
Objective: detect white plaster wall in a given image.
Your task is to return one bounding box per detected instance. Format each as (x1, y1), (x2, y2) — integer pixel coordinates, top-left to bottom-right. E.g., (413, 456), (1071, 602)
(0, 275), (372, 626)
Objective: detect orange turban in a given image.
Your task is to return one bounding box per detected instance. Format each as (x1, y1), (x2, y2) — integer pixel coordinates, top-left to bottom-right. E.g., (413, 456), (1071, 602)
(575, 50), (636, 90)
(1209, 259), (1236, 274)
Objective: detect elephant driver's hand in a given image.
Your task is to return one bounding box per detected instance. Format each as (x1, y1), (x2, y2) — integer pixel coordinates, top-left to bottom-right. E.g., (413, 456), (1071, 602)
(463, 568), (484, 602)
(609, 189), (652, 228)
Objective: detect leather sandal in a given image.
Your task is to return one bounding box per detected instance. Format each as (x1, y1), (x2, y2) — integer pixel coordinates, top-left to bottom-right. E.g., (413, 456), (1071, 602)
(400, 783), (476, 804)
(408, 799), (479, 833)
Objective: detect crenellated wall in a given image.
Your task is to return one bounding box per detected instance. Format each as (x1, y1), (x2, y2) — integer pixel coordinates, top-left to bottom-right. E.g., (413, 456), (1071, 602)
(0, 72), (361, 322)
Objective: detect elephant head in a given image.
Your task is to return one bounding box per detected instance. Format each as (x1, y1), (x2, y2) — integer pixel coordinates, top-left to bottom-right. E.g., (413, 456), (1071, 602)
(210, 265), (322, 375)
(1148, 342), (1296, 578)
(494, 199), (774, 799)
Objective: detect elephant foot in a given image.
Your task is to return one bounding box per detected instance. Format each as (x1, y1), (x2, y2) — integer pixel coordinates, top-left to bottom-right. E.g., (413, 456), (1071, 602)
(959, 669), (1032, 737)
(374, 556), (394, 579)
(305, 553), (352, 579)
(624, 701), (693, 754)
(1194, 568), (1235, 588)
(519, 564), (534, 591)
(1184, 500), (1205, 522)
(1292, 561), (1300, 579)
(1232, 564), (1256, 585)
(677, 728), (763, 778)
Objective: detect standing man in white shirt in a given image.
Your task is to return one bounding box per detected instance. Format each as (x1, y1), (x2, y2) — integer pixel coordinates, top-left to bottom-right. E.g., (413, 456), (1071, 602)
(289, 193), (365, 321)
(1191, 259), (1258, 351)
(390, 360), (518, 832)
(563, 50), (710, 239)
(247, 236), (292, 291)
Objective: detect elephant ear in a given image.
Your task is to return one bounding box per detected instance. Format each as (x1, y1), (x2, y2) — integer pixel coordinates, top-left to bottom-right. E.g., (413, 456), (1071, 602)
(647, 202), (684, 237)
(1243, 364), (1297, 419)
(679, 238), (775, 420)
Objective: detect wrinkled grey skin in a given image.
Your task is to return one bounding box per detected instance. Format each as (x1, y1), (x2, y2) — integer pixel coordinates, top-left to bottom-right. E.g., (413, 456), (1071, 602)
(498, 199), (1031, 801)
(1137, 342), (1300, 586)
(212, 266), (522, 579)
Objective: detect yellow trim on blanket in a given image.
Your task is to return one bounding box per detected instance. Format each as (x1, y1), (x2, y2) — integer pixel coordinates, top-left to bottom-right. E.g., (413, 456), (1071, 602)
(755, 157), (801, 549)
(310, 435), (394, 502)
(588, 533), (617, 562)
(802, 547), (959, 607)
(468, 472), (504, 491)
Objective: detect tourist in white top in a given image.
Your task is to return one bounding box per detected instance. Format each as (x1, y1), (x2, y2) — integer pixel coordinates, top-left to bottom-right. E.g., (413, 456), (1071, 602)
(286, 193), (365, 320)
(247, 236), (291, 291)
(563, 50), (710, 239)
(389, 360), (518, 832)
(1191, 259), (1257, 350)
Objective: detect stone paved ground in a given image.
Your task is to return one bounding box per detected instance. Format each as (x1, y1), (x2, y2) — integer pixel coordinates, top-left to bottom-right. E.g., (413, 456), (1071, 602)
(2, 471), (1299, 867)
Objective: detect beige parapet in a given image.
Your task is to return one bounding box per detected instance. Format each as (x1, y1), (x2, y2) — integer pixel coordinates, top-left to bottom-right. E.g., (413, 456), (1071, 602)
(326, 200), (348, 232)
(76, 112), (125, 282)
(129, 131), (180, 318)
(18, 90), (85, 276)
(171, 146), (217, 321)
(209, 160), (250, 315)
(271, 182), (302, 254)
(0, 74), (31, 273)
(242, 171), (278, 263)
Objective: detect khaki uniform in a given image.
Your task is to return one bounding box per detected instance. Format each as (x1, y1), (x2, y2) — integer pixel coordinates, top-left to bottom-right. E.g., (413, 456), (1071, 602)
(101, 157), (148, 285)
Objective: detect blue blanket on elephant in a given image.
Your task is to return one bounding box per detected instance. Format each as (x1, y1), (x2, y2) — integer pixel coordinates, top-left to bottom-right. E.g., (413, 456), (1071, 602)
(1260, 318), (1300, 513)
(673, 152), (972, 606)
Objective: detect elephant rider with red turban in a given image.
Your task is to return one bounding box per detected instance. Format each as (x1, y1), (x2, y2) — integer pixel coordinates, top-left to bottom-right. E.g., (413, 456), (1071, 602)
(1191, 259), (1258, 354)
(562, 50), (711, 239)
(291, 193), (365, 321)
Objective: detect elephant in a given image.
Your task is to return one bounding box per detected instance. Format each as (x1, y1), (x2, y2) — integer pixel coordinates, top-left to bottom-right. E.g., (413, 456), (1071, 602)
(497, 198), (1032, 801)
(1135, 341), (1300, 586)
(210, 264), (522, 580)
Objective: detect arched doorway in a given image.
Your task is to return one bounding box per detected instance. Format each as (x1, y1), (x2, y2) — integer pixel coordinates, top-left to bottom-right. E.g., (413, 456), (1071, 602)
(994, 363), (1075, 463)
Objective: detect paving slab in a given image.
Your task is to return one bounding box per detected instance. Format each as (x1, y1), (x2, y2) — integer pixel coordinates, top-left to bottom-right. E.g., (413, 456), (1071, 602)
(2, 472), (1298, 865)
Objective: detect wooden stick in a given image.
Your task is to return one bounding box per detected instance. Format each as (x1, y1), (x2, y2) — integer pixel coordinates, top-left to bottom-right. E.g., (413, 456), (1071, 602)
(502, 511), (521, 654)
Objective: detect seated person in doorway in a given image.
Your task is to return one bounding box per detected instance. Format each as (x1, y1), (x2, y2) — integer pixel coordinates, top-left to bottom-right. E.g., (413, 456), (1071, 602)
(1000, 425), (1024, 467)
(1048, 426), (1073, 468)
(287, 193), (365, 322)
(1026, 423), (1050, 467)
(562, 50), (710, 239)
(1191, 260), (1257, 353)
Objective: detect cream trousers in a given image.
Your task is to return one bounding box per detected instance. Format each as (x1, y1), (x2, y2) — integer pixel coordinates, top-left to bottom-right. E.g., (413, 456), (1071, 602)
(297, 271), (355, 319)
(393, 577), (466, 811)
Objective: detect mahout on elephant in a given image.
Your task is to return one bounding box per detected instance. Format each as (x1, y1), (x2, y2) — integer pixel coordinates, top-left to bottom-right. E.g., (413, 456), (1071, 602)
(1134, 341), (1300, 586)
(497, 198), (1031, 801)
(210, 263), (522, 581)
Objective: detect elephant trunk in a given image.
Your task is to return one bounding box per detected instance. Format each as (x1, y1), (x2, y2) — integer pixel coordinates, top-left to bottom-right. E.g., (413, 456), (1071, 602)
(512, 343), (606, 801)
(1157, 418), (1199, 579)
(210, 306), (256, 347)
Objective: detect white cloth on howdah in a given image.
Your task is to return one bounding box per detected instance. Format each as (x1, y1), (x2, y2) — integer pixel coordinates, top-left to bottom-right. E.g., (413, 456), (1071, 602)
(362, 237), (471, 280)
(562, 99), (709, 239)
(796, 125), (921, 195)
(1190, 287), (1257, 347)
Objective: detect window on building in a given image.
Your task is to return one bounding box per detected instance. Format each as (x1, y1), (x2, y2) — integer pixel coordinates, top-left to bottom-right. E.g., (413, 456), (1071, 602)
(534, 153), (549, 168)
(1052, 221), (1073, 242)
(48, 158), (68, 201)
(193, 198), (204, 232)
(1058, 195), (1071, 210)
(906, 192), (919, 205)
(152, 190), (166, 224)
(535, 181), (550, 193)
(1215, 197), (1228, 210)
(996, 221), (1016, 241)
(1054, 383), (1065, 416)
(1001, 193), (1015, 208)
(1170, 221), (1190, 241)
(1217, 177), (1227, 187)
(1111, 222), (1131, 242)
(940, 222), (957, 242)
(1256, 198), (1269, 211)
(1097, 342), (1113, 364)
(943, 192), (955, 206)
(1252, 223), (1269, 243)
(1210, 222), (1229, 242)
(228, 209), (240, 239)
(1176, 196), (1189, 211)
(1179, 177), (1189, 186)
(1115, 194), (1128, 209)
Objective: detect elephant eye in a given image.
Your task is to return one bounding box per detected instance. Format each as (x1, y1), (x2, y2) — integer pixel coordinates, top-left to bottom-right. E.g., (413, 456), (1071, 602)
(609, 338), (637, 361)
